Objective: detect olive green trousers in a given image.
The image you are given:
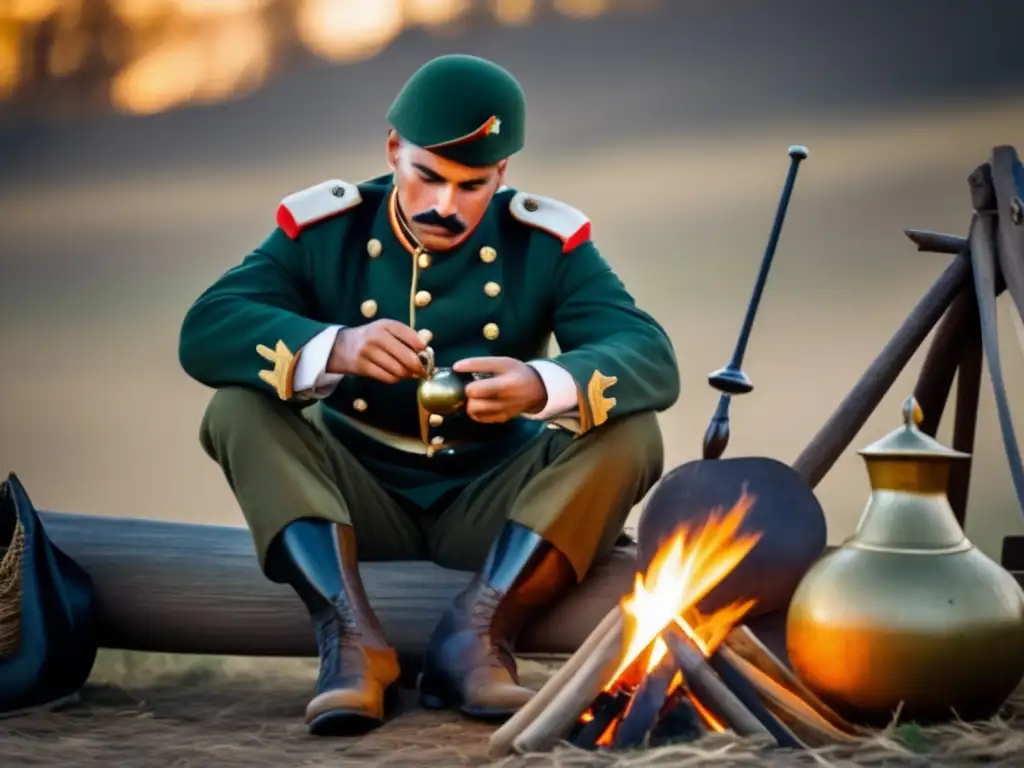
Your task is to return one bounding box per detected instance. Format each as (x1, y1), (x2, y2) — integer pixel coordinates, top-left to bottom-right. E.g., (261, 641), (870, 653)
(198, 388), (664, 580)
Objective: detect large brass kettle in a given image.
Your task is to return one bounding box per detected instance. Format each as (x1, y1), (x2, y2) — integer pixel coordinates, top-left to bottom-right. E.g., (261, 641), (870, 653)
(786, 396), (1024, 726)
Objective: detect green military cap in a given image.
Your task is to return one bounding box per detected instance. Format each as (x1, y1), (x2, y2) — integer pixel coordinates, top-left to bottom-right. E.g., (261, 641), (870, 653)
(386, 54), (526, 168)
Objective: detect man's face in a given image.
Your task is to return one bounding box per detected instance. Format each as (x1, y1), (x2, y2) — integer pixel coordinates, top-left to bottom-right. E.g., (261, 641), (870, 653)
(387, 131), (507, 252)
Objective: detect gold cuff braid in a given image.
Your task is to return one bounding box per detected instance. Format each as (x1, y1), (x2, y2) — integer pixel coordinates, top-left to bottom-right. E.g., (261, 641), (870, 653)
(257, 340), (302, 401)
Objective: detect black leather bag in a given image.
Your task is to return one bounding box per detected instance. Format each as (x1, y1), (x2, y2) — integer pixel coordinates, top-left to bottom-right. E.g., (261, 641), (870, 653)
(0, 472), (99, 716)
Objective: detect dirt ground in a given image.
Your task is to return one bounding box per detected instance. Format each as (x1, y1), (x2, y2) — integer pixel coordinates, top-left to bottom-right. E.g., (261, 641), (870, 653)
(2, 650), (1023, 768)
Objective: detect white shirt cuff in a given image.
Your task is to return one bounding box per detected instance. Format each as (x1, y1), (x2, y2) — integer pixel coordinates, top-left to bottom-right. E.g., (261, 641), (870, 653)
(524, 360), (580, 420)
(293, 325), (344, 398)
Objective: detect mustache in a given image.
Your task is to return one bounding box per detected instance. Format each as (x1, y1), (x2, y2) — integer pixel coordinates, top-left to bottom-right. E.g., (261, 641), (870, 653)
(412, 208), (466, 235)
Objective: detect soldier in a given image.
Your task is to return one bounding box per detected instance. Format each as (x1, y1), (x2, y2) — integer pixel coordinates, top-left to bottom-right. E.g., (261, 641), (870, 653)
(178, 54), (680, 736)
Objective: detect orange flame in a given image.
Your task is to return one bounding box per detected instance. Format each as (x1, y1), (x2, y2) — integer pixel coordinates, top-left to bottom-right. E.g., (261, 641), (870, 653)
(606, 490), (762, 692)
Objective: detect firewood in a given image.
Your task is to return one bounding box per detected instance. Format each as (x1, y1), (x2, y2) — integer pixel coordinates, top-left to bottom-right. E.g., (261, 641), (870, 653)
(706, 647), (802, 748)
(511, 617), (625, 754)
(568, 690), (630, 750)
(649, 688), (704, 746)
(488, 606), (622, 757)
(611, 653), (678, 750)
(663, 625), (773, 742)
(723, 625), (862, 734)
(718, 647), (863, 747)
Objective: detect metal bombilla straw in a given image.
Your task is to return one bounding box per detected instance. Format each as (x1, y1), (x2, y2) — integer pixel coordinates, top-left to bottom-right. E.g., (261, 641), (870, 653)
(702, 145), (809, 460)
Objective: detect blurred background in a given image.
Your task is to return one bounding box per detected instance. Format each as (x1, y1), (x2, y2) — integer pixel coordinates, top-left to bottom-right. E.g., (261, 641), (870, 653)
(1, 0), (1023, 559)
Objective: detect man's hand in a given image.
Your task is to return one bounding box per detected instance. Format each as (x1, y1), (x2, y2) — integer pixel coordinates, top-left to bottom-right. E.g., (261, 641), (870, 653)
(328, 320), (427, 383)
(453, 357), (548, 423)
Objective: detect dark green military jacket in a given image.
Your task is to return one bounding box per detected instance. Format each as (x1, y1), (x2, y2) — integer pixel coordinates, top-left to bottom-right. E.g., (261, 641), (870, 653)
(179, 174), (680, 509)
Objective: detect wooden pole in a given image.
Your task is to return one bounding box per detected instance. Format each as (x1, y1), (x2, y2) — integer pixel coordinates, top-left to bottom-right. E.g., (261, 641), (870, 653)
(903, 227), (973, 439)
(989, 147), (1024, 329)
(947, 292), (983, 525)
(904, 229), (967, 254)
(912, 284), (974, 437)
(968, 180), (1024, 516)
(792, 251), (970, 488)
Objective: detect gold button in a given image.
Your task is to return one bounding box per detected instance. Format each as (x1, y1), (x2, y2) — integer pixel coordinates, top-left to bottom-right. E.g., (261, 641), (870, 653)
(429, 414), (444, 427)
(523, 198), (539, 212)
(418, 328), (433, 343)
(414, 290), (432, 308)
(479, 246), (497, 263)
(367, 239), (382, 258)
(360, 299), (378, 318)
(484, 281), (501, 297)
(418, 252), (432, 269)
(483, 322), (499, 341)
(430, 436), (445, 446)
(353, 398), (368, 412)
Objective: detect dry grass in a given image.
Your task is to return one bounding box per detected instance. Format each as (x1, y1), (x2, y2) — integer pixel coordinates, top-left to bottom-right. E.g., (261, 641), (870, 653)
(2, 651), (1023, 767)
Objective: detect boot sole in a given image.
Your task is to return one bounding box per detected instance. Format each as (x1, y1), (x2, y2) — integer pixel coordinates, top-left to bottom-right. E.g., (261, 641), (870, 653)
(418, 679), (517, 721)
(308, 709), (383, 737)
(417, 673), (458, 711)
(307, 683), (399, 737)
(459, 704), (518, 721)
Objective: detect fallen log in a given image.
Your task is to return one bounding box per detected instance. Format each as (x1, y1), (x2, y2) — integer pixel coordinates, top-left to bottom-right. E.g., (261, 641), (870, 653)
(19, 510), (638, 664)
(13, 509), (1022, 672)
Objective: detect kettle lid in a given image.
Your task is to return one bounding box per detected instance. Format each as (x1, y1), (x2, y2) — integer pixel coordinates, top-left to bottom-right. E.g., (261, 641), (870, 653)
(858, 395), (971, 459)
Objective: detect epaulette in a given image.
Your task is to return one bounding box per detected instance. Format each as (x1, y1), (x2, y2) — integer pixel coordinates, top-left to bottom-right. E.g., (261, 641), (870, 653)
(509, 191), (592, 253)
(276, 179), (362, 240)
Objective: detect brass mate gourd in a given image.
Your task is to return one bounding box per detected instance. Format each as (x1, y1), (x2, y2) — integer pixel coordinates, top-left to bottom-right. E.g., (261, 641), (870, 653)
(786, 396), (1024, 726)
(416, 347), (489, 416)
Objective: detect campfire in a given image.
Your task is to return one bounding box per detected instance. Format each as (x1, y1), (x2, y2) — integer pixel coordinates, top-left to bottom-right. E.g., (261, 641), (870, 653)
(489, 492), (870, 756)
(567, 491), (769, 750)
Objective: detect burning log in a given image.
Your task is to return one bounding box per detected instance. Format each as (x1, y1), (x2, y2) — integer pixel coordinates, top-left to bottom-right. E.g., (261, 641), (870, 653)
(510, 615), (625, 754)
(648, 687), (703, 747)
(487, 606), (622, 757)
(567, 690), (631, 749)
(662, 625), (773, 741)
(610, 652), (681, 750)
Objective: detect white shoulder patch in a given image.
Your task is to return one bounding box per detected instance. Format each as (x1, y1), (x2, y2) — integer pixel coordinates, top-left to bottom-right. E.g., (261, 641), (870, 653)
(509, 192), (592, 253)
(276, 179), (362, 239)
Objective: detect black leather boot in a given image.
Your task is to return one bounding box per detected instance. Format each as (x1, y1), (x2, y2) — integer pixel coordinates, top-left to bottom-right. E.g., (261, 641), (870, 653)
(266, 518), (400, 736)
(418, 521), (576, 719)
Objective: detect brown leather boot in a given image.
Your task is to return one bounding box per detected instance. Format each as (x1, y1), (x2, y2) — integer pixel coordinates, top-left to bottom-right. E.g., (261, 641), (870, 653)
(418, 521), (576, 720)
(267, 518), (400, 736)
